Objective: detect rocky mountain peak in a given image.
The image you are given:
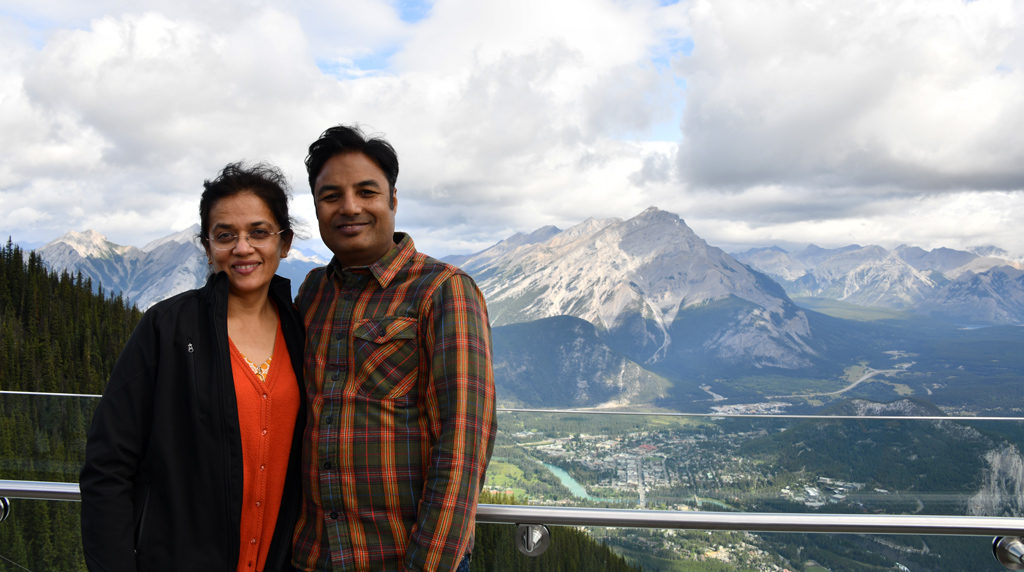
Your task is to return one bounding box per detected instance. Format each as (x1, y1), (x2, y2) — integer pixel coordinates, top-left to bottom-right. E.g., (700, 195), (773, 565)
(141, 224), (200, 252)
(48, 229), (137, 260)
(462, 207), (815, 369)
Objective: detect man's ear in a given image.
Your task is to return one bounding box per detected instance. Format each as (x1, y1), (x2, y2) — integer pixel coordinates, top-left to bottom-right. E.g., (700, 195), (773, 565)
(391, 187), (398, 210)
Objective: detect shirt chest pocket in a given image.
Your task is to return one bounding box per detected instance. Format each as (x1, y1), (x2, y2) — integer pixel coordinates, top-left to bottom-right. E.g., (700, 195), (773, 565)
(351, 316), (419, 400)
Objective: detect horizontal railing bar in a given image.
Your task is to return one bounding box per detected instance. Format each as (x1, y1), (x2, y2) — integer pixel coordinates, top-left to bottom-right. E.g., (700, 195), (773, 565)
(476, 504), (1024, 536)
(3, 391), (1023, 421)
(0, 480), (81, 501)
(0, 390), (102, 398)
(498, 407), (1024, 422)
(2, 480), (1022, 536)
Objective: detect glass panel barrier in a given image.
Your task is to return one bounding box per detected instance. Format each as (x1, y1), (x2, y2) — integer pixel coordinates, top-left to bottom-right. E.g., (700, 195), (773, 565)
(480, 409), (1024, 570)
(488, 410), (1024, 516)
(0, 498), (84, 571)
(0, 392), (95, 571)
(3, 393), (1024, 570)
(0, 392), (98, 483)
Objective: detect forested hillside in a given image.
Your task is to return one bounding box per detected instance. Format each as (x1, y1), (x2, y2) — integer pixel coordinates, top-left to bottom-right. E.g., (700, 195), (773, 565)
(0, 239), (638, 571)
(0, 239), (141, 570)
(0, 239), (141, 396)
(472, 492), (639, 572)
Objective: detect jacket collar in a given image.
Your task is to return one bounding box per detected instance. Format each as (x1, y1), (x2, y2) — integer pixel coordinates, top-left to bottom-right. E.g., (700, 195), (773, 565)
(200, 271), (293, 309)
(328, 232), (415, 290)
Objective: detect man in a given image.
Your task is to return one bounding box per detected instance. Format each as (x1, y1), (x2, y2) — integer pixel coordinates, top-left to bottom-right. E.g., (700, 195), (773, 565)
(292, 124), (497, 572)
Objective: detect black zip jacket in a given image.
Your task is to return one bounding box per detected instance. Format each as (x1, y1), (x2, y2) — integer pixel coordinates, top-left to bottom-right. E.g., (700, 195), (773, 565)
(80, 272), (305, 571)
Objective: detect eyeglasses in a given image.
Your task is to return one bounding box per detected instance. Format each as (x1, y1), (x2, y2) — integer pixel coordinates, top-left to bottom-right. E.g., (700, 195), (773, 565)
(208, 229), (287, 251)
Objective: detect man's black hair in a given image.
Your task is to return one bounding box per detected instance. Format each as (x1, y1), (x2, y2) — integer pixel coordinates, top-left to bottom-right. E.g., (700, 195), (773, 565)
(305, 124), (399, 207)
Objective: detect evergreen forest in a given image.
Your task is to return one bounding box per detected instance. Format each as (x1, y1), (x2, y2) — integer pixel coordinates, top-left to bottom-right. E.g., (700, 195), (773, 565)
(1, 239), (141, 570)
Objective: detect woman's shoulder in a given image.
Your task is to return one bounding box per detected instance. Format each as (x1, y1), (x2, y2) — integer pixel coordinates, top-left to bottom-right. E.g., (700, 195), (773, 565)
(137, 287), (208, 329)
(145, 274), (224, 316)
(150, 286), (205, 310)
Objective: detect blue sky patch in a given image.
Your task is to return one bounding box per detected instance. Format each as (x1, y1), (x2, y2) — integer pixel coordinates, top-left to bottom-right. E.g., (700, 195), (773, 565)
(396, 0), (433, 23)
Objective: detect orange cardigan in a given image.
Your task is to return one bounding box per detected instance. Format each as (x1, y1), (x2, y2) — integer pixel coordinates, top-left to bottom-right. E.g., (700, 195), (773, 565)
(230, 325), (300, 572)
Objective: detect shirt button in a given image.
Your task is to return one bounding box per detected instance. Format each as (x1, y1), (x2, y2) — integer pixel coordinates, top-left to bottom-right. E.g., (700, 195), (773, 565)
(250, 537), (257, 544)
(329, 511), (339, 519)
(323, 461), (332, 470)
(335, 333), (343, 341)
(256, 501), (261, 507)
(324, 416), (333, 425)
(259, 464), (266, 471)
(262, 393), (268, 399)
(331, 373), (339, 381)
(262, 428), (268, 435)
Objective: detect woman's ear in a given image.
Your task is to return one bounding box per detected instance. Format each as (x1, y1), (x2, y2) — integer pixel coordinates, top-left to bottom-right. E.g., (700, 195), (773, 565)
(280, 230), (293, 259)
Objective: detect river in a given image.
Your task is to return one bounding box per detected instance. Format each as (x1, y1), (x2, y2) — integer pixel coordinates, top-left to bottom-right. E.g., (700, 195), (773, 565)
(541, 462), (624, 504)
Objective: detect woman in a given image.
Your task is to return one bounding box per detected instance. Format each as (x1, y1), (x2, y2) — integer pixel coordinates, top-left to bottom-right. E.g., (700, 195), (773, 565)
(81, 163), (305, 572)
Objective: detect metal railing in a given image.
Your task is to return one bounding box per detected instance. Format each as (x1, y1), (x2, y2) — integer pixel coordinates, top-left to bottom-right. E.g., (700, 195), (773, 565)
(4, 479), (1024, 568)
(5, 478), (1024, 535)
(6, 397), (1024, 564)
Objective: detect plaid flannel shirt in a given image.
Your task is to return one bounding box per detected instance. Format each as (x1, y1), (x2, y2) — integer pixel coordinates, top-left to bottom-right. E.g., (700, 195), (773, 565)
(291, 233), (496, 572)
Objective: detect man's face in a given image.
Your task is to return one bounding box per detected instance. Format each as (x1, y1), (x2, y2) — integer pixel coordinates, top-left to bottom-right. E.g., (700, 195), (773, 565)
(314, 151), (397, 267)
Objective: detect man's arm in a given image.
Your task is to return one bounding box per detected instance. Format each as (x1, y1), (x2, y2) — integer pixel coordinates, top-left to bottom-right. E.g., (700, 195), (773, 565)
(406, 272), (497, 571)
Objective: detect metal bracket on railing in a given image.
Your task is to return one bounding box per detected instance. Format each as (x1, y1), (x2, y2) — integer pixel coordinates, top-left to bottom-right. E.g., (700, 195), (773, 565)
(515, 523), (550, 557)
(0, 497), (10, 523)
(994, 536), (1024, 570)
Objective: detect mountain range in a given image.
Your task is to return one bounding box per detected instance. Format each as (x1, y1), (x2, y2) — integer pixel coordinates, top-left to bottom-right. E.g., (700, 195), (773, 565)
(30, 207), (1024, 414)
(454, 208), (1024, 413)
(36, 226), (324, 308)
(734, 243), (1024, 324)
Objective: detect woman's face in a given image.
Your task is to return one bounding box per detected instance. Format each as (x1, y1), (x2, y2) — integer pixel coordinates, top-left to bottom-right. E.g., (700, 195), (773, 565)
(204, 191), (290, 298)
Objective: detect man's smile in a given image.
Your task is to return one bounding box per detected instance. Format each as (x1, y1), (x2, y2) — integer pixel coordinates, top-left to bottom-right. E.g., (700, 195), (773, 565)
(334, 220), (371, 235)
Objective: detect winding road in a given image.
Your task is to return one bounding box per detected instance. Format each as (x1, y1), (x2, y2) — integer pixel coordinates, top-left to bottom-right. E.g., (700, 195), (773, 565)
(771, 367), (902, 399)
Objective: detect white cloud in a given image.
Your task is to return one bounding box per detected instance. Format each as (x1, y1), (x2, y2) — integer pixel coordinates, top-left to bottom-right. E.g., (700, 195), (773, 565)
(290, 0), (410, 74)
(23, 10), (319, 164)
(1, 0), (1023, 261)
(681, 189), (1024, 256)
(677, 0), (1024, 191)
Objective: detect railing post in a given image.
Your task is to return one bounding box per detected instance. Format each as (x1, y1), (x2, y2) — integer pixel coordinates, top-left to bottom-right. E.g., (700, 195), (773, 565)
(0, 497), (10, 523)
(994, 537), (1024, 570)
(515, 523), (550, 557)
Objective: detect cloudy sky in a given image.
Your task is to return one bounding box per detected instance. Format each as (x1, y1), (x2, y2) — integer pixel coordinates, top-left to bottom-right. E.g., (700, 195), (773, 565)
(2, 0), (1023, 260)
